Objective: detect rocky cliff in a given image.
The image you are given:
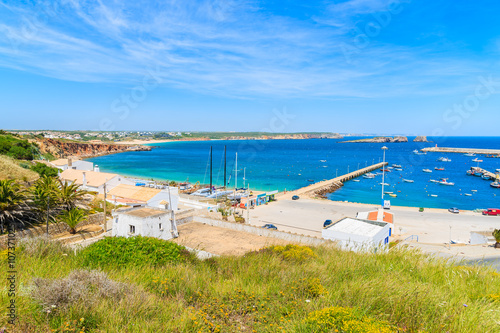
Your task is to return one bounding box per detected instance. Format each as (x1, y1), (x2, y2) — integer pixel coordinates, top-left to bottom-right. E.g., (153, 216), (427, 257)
(35, 138), (151, 158)
(413, 136), (429, 142)
(342, 136), (408, 143)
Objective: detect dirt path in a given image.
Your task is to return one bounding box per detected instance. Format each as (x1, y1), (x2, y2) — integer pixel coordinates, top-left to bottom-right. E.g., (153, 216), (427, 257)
(173, 222), (290, 256)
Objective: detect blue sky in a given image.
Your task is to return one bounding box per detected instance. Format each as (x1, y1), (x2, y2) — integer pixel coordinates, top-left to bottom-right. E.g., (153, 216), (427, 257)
(0, 0), (499, 135)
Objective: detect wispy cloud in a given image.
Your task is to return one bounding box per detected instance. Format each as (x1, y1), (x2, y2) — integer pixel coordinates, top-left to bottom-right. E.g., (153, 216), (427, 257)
(0, 0), (494, 99)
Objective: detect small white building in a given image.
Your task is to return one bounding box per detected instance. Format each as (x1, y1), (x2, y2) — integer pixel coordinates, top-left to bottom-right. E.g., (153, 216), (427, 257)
(112, 207), (178, 240)
(106, 184), (179, 210)
(50, 158), (94, 171)
(60, 169), (134, 194)
(322, 217), (391, 252)
(356, 209), (394, 236)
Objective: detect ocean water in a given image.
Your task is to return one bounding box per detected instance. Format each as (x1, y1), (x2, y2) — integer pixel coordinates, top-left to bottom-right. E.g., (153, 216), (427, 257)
(87, 137), (500, 210)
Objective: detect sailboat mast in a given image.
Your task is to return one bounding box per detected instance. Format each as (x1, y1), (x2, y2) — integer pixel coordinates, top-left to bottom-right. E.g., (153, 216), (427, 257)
(210, 146), (213, 194)
(235, 152), (238, 189)
(224, 145), (227, 189)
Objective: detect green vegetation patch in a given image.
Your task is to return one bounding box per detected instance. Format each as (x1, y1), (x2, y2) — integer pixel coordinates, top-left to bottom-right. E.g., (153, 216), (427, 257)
(268, 244), (317, 261)
(78, 236), (194, 268)
(0, 133), (37, 160)
(30, 162), (59, 177)
(302, 306), (395, 333)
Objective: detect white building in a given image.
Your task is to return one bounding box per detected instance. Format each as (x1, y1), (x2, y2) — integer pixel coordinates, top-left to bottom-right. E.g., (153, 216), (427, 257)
(112, 207), (178, 240)
(356, 209), (394, 236)
(60, 169), (134, 194)
(50, 158), (94, 171)
(322, 217), (391, 252)
(106, 184), (179, 210)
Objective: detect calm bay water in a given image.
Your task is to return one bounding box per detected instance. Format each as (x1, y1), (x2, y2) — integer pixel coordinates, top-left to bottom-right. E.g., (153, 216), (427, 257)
(87, 137), (500, 210)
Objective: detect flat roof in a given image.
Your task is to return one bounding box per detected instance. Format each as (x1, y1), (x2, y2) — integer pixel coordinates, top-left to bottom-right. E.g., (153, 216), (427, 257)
(325, 217), (388, 238)
(107, 184), (161, 202)
(123, 208), (168, 218)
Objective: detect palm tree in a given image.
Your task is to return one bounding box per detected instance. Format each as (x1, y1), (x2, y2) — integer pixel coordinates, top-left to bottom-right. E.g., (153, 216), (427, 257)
(31, 175), (59, 222)
(493, 229), (500, 249)
(56, 179), (87, 211)
(0, 180), (32, 233)
(61, 208), (86, 234)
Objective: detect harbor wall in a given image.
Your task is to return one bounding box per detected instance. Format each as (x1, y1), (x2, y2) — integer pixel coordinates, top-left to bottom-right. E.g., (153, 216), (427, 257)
(422, 147), (500, 155)
(194, 216), (334, 246)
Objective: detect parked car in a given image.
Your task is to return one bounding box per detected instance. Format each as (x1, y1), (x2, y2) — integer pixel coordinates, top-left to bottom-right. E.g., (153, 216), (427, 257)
(448, 207), (459, 214)
(482, 208), (500, 216)
(292, 195), (300, 200)
(323, 219), (333, 228)
(261, 224), (278, 230)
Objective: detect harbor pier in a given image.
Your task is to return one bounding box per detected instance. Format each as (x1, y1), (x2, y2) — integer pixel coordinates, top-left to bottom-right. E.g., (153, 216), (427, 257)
(421, 147), (500, 156)
(285, 162), (388, 198)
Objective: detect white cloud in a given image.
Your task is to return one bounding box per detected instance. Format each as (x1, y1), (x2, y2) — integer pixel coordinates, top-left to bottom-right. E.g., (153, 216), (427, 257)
(0, 0), (492, 99)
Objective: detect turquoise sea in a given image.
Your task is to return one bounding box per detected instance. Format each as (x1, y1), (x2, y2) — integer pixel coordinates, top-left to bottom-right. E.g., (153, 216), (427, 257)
(87, 137), (500, 210)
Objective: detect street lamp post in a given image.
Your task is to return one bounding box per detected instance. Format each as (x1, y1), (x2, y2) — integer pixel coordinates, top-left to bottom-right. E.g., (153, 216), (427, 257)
(381, 146), (388, 207)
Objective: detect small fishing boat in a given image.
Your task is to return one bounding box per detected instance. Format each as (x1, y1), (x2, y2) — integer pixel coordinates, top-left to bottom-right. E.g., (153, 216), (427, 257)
(464, 153), (476, 157)
(439, 179), (455, 186)
(471, 190), (478, 192)
(464, 193), (472, 196)
(403, 179), (414, 183)
(466, 170), (474, 176)
(353, 179), (360, 182)
(384, 191), (393, 194)
(435, 167), (445, 171)
(491, 182), (500, 188)
(496, 169), (500, 173)
(394, 168), (403, 171)
(472, 158), (483, 163)
(363, 174), (375, 179)
(380, 183), (390, 186)
(307, 179), (315, 182)
(389, 194), (397, 198)
(380, 168), (392, 173)
(423, 169), (432, 173)
(430, 179), (440, 183)
(473, 172), (483, 177)
(392, 164), (402, 168)
(437, 157), (451, 162)
(387, 166), (394, 170)
(320, 160), (327, 162)
(482, 175), (491, 180)
(413, 149), (426, 155)
(430, 194), (438, 197)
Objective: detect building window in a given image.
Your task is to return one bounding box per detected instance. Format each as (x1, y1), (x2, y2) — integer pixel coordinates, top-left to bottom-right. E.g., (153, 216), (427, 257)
(129, 225), (135, 234)
(159, 223), (162, 230)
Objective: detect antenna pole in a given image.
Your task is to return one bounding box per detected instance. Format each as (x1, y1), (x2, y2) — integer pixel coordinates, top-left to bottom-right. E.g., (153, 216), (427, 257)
(224, 145), (227, 189)
(210, 146), (213, 194)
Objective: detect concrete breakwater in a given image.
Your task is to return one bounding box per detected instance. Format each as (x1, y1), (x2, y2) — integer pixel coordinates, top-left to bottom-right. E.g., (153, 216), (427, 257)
(422, 147), (500, 155)
(286, 162), (388, 198)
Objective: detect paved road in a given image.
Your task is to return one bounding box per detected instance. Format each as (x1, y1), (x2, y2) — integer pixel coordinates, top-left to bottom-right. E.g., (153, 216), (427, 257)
(247, 198), (500, 244)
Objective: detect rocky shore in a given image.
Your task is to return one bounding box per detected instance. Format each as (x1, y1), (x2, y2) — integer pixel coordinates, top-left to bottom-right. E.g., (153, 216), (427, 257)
(341, 136), (408, 143)
(35, 138), (151, 158)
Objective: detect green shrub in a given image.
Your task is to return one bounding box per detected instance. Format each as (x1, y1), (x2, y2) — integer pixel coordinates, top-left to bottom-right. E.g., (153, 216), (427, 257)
(269, 244), (317, 261)
(303, 306), (395, 333)
(31, 162), (59, 177)
(78, 236), (195, 268)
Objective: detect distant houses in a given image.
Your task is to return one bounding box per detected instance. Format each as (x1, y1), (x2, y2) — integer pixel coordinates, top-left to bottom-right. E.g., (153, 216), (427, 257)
(59, 169), (134, 194)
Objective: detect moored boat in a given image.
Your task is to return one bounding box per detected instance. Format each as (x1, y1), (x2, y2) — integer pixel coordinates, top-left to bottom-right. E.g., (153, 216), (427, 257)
(435, 167), (445, 171)
(491, 182), (500, 188)
(423, 169), (432, 173)
(403, 179), (414, 183)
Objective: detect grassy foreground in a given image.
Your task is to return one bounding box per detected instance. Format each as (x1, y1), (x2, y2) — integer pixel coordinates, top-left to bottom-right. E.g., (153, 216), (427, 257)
(0, 156), (38, 181)
(1, 237), (499, 332)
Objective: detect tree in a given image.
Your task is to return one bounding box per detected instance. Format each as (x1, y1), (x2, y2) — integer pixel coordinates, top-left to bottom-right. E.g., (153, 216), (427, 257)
(31, 175), (59, 222)
(56, 179), (87, 211)
(61, 208), (86, 234)
(493, 229), (500, 249)
(0, 180), (32, 233)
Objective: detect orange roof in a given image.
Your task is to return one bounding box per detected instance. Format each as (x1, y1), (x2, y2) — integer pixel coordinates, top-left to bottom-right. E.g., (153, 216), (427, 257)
(107, 184), (161, 202)
(60, 169), (118, 187)
(368, 211), (378, 221)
